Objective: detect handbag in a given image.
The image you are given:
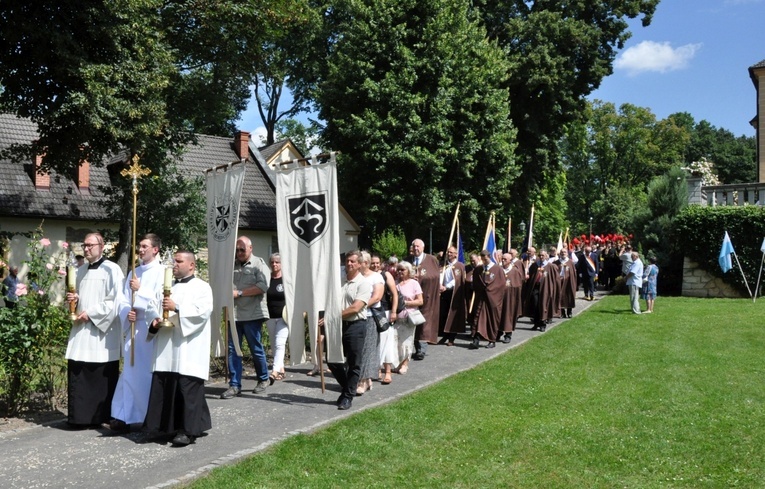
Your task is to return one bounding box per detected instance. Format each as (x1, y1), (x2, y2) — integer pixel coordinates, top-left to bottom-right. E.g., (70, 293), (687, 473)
(370, 307), (390, 333)
(407, 308), (426, 327)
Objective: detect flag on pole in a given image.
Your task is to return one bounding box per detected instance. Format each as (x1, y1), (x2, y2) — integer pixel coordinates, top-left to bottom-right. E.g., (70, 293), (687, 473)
(482, 213), (497, 263)
(556, 231), (564, 254)
(761, 237), (765, 253)
(206, 162), (246, 356)
(275, 153), (343, 364)
(457, 232), (465, 264)
(719, 231), (734, 273)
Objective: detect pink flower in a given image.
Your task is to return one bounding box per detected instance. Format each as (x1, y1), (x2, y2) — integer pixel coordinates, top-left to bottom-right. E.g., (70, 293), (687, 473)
(15, 283), (28, 297)
(62, 242), (69, 249)
(46, 263), (54, 270)
(58, 268), (67, 276)
(38, 290), (45, 296)
(40, 238), (51, 247)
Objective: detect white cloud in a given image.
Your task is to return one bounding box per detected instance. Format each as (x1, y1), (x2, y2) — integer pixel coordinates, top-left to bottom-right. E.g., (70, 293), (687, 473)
(615, 40), (702, 75)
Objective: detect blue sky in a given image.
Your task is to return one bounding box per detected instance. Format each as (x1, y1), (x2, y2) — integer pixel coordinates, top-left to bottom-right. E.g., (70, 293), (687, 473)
(238, 0), (765, 141)
(591, 0), (765, 137)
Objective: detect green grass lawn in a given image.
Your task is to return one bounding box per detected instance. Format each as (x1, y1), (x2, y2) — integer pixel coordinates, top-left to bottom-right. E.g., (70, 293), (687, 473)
(188, 296), (765, 488)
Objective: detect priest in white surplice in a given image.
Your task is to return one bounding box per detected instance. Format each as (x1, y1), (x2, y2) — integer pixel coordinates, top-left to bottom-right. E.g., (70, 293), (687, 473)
(109, 234), (165, 431)
(65, 232), (124, 428)
(144, 251), (213, 446)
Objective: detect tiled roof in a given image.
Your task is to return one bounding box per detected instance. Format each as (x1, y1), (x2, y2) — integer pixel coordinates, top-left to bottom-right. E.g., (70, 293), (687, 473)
(175, 134), (276, 230)
(750, 59), (765, 69)
(0, 114), (277, 230)
(0, 113), (113, 222)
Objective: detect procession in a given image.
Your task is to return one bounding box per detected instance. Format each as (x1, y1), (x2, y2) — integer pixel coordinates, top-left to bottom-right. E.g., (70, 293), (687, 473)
(41, 152), (655, 450)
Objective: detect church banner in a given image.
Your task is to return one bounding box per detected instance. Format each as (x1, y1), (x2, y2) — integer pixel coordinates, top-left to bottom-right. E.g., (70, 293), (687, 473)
(276, 154), (343, 364)
(206, 162), (246, 357)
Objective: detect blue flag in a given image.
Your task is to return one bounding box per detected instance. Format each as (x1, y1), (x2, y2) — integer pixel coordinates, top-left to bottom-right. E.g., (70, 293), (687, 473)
(719, 231), (734, 273)
(457, 233), (465, 264)
(486, 227), (497, 263)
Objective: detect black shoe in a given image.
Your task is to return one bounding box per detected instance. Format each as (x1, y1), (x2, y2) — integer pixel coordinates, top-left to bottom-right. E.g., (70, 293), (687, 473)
(437, 337), (448, 345)
(171, 433), (195, 446)
(540, 324), (547, 332)
(412, 351), (425, 361)
(107, 419), (130, 433)
(337, 397), (352, 410)
(468, 338), (480, 350)
(501, 334), (512, 344)
(486, 342), (495, 349)
(220, 386), (241, 399)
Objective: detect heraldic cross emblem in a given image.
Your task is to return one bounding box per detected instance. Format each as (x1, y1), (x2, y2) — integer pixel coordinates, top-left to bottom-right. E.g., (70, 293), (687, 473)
(288, 193), (328, 246)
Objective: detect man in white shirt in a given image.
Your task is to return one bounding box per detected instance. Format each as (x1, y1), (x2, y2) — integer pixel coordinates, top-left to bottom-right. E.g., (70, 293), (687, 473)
(625, 251), (644, 315)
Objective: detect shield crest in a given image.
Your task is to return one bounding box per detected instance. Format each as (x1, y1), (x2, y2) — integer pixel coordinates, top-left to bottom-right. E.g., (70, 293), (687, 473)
(288, 193), (328, 246)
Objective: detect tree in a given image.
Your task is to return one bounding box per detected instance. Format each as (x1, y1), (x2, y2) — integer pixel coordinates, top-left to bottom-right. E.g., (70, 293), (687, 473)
(0, 0), (303, 262)
(316, 0), (518, 248)
(562, 101), (690, 235)
(273, 118), (322, 156)
(674, 115), (757, 184)
(471, 0), (660, 208)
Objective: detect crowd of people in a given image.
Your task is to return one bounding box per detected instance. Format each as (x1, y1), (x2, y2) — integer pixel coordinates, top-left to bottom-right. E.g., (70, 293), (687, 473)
(2, 230), (658, 447)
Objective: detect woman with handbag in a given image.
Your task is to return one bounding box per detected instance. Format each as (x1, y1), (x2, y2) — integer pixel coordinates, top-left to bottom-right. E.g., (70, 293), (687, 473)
(356, 251), (385, 395)
(371, 254), (399, 385)
(394, 261), (423, 375)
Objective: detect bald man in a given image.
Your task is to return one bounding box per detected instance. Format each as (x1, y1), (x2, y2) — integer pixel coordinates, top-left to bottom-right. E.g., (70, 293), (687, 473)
(222, 236), (271, 399)
(407, 239), (440, 359)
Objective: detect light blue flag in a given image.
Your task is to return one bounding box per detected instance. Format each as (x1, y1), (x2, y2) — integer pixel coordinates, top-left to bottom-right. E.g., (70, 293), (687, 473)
(719, 231), (734, 273)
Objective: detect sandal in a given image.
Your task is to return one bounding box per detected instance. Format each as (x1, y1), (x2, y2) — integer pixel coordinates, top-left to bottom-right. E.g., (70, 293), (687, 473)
(381, 374), (392, 385)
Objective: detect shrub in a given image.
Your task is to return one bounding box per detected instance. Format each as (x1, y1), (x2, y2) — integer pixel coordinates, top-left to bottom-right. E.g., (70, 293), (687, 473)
(0, 225), (71, 416)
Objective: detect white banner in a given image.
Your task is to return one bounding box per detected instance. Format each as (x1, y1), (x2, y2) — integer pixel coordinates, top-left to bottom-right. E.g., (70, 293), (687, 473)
(206, 162), (246, 357)
(276, 154), (343, 364)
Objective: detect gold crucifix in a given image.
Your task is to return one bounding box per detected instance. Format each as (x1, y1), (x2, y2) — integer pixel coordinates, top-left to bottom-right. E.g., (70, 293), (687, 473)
(120, 154), (150, 366)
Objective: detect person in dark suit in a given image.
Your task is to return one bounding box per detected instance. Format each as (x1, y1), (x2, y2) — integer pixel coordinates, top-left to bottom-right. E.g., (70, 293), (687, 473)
(577, 245), (598, 301)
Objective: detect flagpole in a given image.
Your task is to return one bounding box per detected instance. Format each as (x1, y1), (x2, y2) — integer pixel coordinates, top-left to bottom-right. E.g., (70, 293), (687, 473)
(754, 253), (765, 303)
(507, 217), (512, 252)
(444, 201), (461, 261)
(732, 250), (753, 298)
(527, 205), (535, 250)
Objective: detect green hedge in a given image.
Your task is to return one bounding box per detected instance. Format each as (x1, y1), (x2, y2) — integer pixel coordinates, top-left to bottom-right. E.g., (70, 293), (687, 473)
(674, 205), (765, 296)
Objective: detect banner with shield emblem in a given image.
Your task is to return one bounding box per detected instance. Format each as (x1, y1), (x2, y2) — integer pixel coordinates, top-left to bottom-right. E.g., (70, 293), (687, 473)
(206, 162), (246, 357)
(276, 154), (343, 364)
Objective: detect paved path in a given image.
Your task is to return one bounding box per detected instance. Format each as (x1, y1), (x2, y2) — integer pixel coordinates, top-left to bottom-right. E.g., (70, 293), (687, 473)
(0, 292), (607, 488)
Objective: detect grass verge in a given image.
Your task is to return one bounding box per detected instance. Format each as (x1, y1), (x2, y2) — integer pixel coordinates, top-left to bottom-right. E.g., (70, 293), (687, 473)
(188, 296), (765, 488)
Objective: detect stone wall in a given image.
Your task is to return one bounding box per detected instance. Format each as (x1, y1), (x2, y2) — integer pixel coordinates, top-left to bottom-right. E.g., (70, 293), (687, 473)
(682, 257), (743, 298)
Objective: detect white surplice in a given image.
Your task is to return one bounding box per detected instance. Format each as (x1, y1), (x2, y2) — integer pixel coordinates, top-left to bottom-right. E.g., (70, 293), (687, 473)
(111, 258), (166, 424)
(65, 260), (124, 363)
(146, 277), (213, 381)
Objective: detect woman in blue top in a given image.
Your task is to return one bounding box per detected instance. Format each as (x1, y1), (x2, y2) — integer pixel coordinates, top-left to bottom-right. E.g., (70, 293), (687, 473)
(642, 256), (659, 314)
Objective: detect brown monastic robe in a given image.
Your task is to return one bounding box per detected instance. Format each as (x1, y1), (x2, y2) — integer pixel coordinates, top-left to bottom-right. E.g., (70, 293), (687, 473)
(500, 259), (524, 333)
(441, 261), (467, 335)
(411, 253), (441, 344)
(472, 263), (505, 342)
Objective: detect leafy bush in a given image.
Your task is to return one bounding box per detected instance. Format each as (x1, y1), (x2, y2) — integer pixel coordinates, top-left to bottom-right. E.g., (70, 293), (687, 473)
(0, 226), (71, 416)
(673, 205), (765, 297)
(372, 226), (408, 260)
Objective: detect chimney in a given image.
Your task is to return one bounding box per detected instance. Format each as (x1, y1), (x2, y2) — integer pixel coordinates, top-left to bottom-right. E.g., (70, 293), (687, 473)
(75, 160), (90, 191)
(234, 131), (250, 161)
(34, 155), (50, 190)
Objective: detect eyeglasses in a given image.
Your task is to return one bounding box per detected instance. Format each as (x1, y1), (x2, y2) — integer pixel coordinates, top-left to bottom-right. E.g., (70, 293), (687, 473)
(236, 248), (247, 252)
(83, 243), (101, 248)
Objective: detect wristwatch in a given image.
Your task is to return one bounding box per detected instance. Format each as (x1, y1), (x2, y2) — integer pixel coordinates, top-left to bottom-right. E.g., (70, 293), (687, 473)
(237, 290), (243, 298)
